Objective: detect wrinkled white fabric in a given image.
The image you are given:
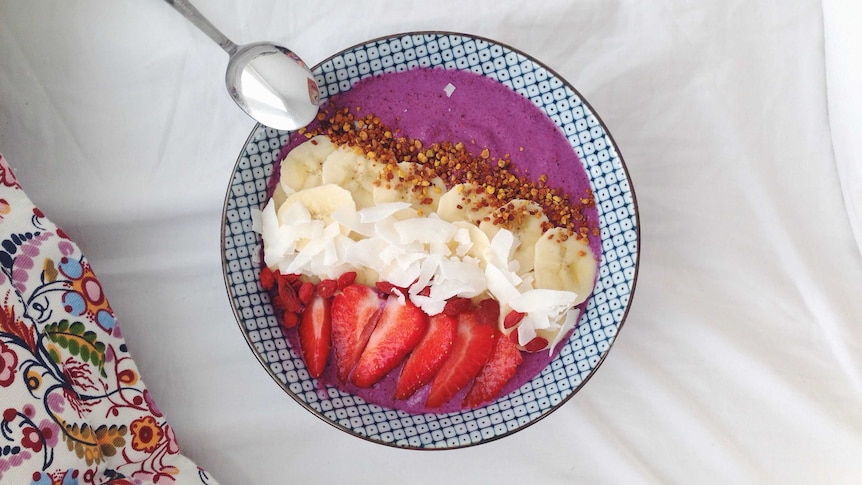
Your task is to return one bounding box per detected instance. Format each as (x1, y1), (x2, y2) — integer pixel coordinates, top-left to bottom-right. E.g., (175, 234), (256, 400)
(1, 1), (860, 484)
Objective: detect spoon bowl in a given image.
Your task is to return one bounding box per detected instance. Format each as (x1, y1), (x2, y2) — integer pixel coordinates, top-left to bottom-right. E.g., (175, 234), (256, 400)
(165, 0), (319, 131)
(226, 43), (320, 131)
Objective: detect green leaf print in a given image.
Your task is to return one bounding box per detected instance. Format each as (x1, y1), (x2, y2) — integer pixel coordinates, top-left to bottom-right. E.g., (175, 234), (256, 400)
(44, 319), (107, 376)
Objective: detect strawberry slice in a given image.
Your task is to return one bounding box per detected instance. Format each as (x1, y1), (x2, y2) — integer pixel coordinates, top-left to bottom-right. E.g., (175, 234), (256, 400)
(330, 284), (384, 383)
(462, 330), (524, 408)
(425, 311), (497, 408)
(351, 295), (429, 388)
(395, 313), (457, 400)
(298, 294), (331, 378)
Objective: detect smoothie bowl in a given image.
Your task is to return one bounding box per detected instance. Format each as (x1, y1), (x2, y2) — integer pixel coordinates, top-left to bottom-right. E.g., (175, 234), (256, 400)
(221, 32), (639, 449)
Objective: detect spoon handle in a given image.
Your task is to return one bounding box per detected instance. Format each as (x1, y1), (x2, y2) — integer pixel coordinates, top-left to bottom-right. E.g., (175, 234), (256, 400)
(164, 0), (238, 55)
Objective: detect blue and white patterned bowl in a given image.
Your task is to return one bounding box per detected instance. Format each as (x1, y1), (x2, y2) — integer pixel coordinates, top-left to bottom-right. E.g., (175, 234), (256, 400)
(221, 32), (639, 449)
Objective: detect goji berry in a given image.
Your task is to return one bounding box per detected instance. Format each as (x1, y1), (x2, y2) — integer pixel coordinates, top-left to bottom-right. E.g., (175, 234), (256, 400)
(336, 271), (357, 289)
(503, 310), (525, 329)
(298, 281), (315, 305)
(475, 298), (500, 325)
(523, 336), (548, 352)
(443, 297), (472, 316)
(279, 284), (301, 312)
(316, 279), (337, 298)
(260, 266), (275, 290)
(282, 311), (299, 328)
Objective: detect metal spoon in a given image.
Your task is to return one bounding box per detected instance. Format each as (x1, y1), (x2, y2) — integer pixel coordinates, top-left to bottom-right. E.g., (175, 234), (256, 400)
(165, 0), (320, 131)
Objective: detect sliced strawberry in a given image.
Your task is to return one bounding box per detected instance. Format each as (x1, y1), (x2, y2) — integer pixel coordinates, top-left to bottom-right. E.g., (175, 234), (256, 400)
(351, 295), (429, 388)
(330, 284), (384, 383)
(425, 311), (497, 408)
(298, 294), (331, 378)
(462, 330), (523, 408)
(395, 313), (457, 400)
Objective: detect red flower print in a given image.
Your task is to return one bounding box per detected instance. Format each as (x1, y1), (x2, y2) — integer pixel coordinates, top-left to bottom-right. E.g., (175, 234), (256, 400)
(0, 341), (18, 386)
(130, 415), (164, 453)
(20, 426), (43, 452)
(2, 407), (16, 422)
(0, 156), (19, 188)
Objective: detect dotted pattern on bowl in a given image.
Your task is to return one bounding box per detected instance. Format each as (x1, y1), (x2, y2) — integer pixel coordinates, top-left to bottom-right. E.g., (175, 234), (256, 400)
(221, 32), (638, 449)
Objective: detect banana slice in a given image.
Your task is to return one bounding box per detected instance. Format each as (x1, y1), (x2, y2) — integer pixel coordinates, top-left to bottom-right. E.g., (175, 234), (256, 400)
(373, 161), (447, 216)
(279, 135), (336, 193)
(279, 184), (356, 227)
(533, 227), (597, 305)
(321, 146), (382, 210)
(449, 221), (491, 264)
(436, 183), (497, 226)
(269, 182), (290, 213)
(479, 199), (549, 275)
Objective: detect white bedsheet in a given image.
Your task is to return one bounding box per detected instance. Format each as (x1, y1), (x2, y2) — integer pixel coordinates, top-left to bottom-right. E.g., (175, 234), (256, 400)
(1, 1), (860, 483)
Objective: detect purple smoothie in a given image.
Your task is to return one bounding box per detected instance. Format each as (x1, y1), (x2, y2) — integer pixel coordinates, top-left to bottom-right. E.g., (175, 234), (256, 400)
(273, 67), (600, 414)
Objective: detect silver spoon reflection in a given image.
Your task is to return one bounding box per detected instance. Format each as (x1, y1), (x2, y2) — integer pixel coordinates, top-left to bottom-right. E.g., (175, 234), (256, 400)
(165, 0), (320, 130)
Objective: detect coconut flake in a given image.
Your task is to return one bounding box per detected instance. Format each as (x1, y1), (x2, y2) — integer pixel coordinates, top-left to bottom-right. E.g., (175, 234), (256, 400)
(394, 216), (457, 246)
(285, 221), (334, 274)
(548, 308), (580, 354)
(517, 319), (538, 345)
(331, 205), (373, 237)
(452, 227), (473, 257)
(359, 201), (412, 223)
(485, 264), (521, 303)
(410, 293), (447, 316)
(488, 228), (516, 267)
(383, 253), (423, 288)
(251, 207), (263, 234)
(510, 289), (577, 315)
(411, 254), (441, 293)
(278, 200), (312, 225)
(342, 238), (388, 274)
(433, 259), (486, 298)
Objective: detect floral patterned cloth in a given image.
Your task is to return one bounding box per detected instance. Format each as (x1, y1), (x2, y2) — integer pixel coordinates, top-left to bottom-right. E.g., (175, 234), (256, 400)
(0, 153), (218, 485)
